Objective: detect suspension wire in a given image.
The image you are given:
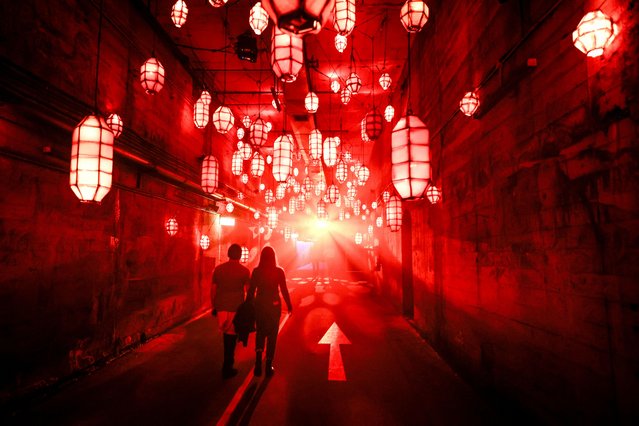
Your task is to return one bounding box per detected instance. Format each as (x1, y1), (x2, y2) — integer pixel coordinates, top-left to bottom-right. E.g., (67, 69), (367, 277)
(406, 32), (412, 114)
(94, 0), (104, 112)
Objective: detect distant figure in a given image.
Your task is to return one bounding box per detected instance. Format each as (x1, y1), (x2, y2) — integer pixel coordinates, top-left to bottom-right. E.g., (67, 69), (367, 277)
(310, 239), (323, 280)
(247, 246), (293, 377)
(211, 244), (250, 379)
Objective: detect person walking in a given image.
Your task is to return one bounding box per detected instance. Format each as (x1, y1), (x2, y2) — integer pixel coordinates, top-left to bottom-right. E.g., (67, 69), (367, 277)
(247, 246), (293, 377)
(211, 243), (250, 379)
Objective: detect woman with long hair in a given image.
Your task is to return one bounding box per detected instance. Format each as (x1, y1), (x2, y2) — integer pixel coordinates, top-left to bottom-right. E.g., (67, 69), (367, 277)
(247, 246), (293, 377)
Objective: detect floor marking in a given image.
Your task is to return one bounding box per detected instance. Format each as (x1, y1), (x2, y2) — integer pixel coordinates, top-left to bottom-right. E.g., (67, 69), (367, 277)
(318, 322), (351, 381)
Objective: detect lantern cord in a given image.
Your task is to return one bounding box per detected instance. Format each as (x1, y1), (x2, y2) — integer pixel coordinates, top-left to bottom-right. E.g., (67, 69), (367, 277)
(94, 0), (104, 112)
(370, 35), (375, 108)
(222, 8), (229, 104)
(382, 13), (388, 70)
(406, 32), (412, 114)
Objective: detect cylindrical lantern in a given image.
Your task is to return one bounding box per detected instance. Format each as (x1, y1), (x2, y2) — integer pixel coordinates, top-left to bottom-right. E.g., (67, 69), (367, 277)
(382, 190), (390, 203)
(106, 113), (123, 139)
(261, 0), (335, 35)
(140, 57), (165, 95)
(353, 199), (361, 216)
(355, 232), (362, 245)
(346, 72), (362, 94)
(303, 176), (313, 193)
(288, 197), (296, 214)
(340, 87), (352, 105)
(386, 195), (402, 231)
(200, 235), (210, 250)
(365, 109), (383, 141)
(250, 153), (265, 177)
(70, 114), (114, 203)
(284, 225), (292, 240)
(273, 134), (293, 182)
(360, 118), (370, 143)
(384, 105), (395, 122)
(240, 142), (252, 160)
(241, 246), (249, 263)
(317, 200), (327, 219)
(334, 0), (356, 35)
(316, 175), (327, 194)
(379, 72), (391, 90)
(194, 98), (209, 129)
(271, 27), (304, 83)
(357, 165), (370, 184)
(572, 10), (618, 57)
(376, 216), (383, 227)
(305, 91), (319, 113)
(241, 173), (249, 184)
(171, 1), (189, 28)
(426, 184), (441, 204)
(201, 155), (219, 193)
(250, 2), (269, 35)
(400, 0), (429, 33)
(276, 183), (287, 199)
(459, 91), (480, 116)
(232, 150), (243, 176)
(250, 117), (268, 147)
(166, 218), (178, 236)
(335, 34), (347, 53)
(237, 127), (245, 139)
(309, 129), (322, 160)
(200, 90), (212, 105)
(347, 185), (356, 200)
(268, 209), (278, 228)
(331, 79), (341, 93)
(335, 158), (348, 183)
(296, 194), (305, 211)
(391, 114), (430, 200)
(213, 105), (234, 134)
(323, 137), (337, 167)
(265, 189), (274, 204)
(327, 184), (339, 203)
(242, 115), (252, 128)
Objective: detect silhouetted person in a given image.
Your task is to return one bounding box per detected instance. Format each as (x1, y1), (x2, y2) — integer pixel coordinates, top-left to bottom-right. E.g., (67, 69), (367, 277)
(310, 239), (323, 280)
(211, 244), (250, 379)
(247, 246), (293, 377)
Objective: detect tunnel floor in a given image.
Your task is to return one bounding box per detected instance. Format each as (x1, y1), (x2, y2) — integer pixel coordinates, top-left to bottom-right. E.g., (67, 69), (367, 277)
(6, 276), (512, 425)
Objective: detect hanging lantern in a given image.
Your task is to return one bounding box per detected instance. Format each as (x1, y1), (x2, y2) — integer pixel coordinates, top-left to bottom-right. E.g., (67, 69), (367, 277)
(317, 200), (327, 219)
(293, 180), (301, 193)
(265, 189), (274, 204)
(426, 184), (441, 204)
(240, 142), (252, 160)
(70, 114), (114, 203)
(360, 118), (370, 143)
(284, 225), (292, 240)
(339, 209), (345, 221)
(355, 232), (363, 245)
(323, 137), (337, 167)
(260, 0), (334, 35)
(459, 91), (480, 117)
(194, 98), (209, 129)
(288, 197), (296, 214)
(386, 195), (402, 231)
(226, 202), (235, 213)
(209, 0), (228, 7)
(296, 194), (305, 211)
(392, 114), (430, 200)
(250, 153), (265, 177)
(357, 165), (370, 184)
(171, 1), (189, 28)
(237, 192), (245, 200)
(250, 117), (268, 147)
(140, 57), (165, 95)
(365, 109), (383, 141)
(331, 79), (341, 93)
(106, 113), (123, 138)
(346, 72), (362, 94)
(334, 136), (341, 147)
(201, 155), (219, 193)
(232, 151), (243, 176)
(237, 127), (245, 139)
(309, 129), (322, 160)
(379, 72), (391, 90)
(334, 0), (356, 35)
(241, 173), (249, 184)
(382, 190), (390, 203)
(572, 10), (618, 57)
(371, 201), (378, 210)
(276, 183), (287, 199)
(241, 246), (250, 263)
(347, 185), (357, 200)
(265, 121), (273, 132)
(327, 184), (339, 203)
(376, 216), (383, 228)
(340, 87), (352, 105)
(200, 234), (210, 250)
(200, 90), (212, 105)
(273, 134), (293, 182)
(213, 106), (234, 134)
(305, 91), (319, 113)
(250, 2), (269, 35)
(384, 105), (395, 122)
(368, 225), (373, 235)
(166, 218), (178, 236)
(268, 209), (278, 228)
(335, 159), (348, 183)
(335, 34), (347, 53)
(303, 176), (313, 193)
(242, 115), (252, 128)
(353, 199), (361, 216)
(271, 27), (304, 83)
(400, 0), (429, 33)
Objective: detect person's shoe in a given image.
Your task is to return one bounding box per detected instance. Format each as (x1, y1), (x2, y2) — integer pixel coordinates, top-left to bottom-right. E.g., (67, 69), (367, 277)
(265, 359), (274, 377)
(254, 352), (263, 377)
(222, 368), (238, 379)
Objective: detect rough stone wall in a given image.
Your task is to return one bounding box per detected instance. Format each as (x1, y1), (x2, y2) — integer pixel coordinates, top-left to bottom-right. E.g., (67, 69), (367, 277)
(375, 0), (639, 423)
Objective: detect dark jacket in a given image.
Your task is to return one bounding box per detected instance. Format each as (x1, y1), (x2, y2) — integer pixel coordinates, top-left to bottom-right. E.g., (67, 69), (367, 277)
(233, 299), (256, 347)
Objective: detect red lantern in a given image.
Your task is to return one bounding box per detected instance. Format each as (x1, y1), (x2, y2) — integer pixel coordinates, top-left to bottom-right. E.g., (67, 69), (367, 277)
(384, 105), (395, 122)
(317, 200), (327, 219)
(250, 2), (269, 35)
(240, 142), (252, 160)
(284, 225), (292, 240)
(331, 79), (341, 93)
(379, 72), (391, 90)
(171, 1), (188, 28)
(347, 185), (357, 200)
(296, 194), (305, 211)
(355, 232), (362, 245)
(572, 10), (618, 57)
(335, 158), (348, 183)
(140, 57), (165, 95)
(213, 105), (234, 134)
(346, 72), (361, 94)
(250, 153), (265, 177)
(335, 34), (347, 53)
(200, 235), (210, 250)
(340, 87), (352, 105)
(288, 198), (296, 214)
(459, 91), (480, 116)
(357, 165), (370, 184)
(271, 27), (304, 83)
(323, 137), (337, 167)
(268, 209), (278, 228)
(231, 151), (243, 176)
(276, 183), (287, 199)
(242, 115), (252, 128)
(237, 127), (245, 139)
(200, 90), (212, 105)
(309, 129), (322, 160)
(166, 218), (178, 236)
(226, 202), (235, 213)
(261, 0), (335, 35)
(316, 175), (327, 194)
(106, 113), (123, 138)
(250, 117), (268, 147)
(305, 91), (319, 113)
(391, 114), (430, 200)
(241, 173), (249, 184)
(273, 134), (293, 182)
(426, 184), (441, 204)
(265, 121), (273, 132)
(334, 0), (356, 36)
(70, 114), (114, 203)
(209, 0), (228, 7)
(194, 98), (209, 129)
(241, 246), (249, 263)
(400, 0), (429, 33)
(201, 155), (219, 193)
(360, 118), (370, 142)
(365, 109), (383, 141)
(327, 184), (339, 203)
(382, 190), (390, 203)
(386, 195), (402, 231)
(376, 216), (383, 227)
(265, 189), (274, 204)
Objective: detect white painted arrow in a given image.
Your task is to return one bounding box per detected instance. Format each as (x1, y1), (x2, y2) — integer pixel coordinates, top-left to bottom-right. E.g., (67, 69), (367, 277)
(319, 322), (351, 381)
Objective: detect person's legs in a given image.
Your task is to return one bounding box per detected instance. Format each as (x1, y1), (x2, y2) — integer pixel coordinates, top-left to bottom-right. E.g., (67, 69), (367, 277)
(218, 311), (238, 379)
(254, 329), (265, 376)
(264, 314), (279, 377)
